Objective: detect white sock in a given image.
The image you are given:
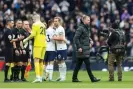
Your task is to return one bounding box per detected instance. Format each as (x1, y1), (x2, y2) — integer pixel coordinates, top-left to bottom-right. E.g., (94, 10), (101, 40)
(45, 65), (50, 79)
(58, 62), (67, 80)
(36, 76), (40, 80)
(40, 76), (42, 81)
(62, 62), (67, 80)
(49, 64), (54, 80)
(46, 65), (49, 73)
(58, 64), (63, 79)
(43, 65), (49, 79)
(42, 65), (46, 79)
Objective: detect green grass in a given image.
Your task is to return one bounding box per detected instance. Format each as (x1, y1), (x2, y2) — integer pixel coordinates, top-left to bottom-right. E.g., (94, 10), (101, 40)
(0, 71), (132, 88)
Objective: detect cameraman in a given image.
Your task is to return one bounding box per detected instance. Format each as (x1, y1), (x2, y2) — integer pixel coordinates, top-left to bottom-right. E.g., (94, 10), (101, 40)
(107, 23), (126, 81)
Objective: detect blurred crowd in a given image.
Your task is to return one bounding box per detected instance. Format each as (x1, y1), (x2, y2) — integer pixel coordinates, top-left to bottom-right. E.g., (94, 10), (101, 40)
(0, 0), (133, 58)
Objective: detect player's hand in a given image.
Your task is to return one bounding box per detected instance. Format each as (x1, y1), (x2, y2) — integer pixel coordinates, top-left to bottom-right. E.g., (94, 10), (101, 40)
(23, 38), (28, 45)
(22, 49), (26, 54)
(28, 58), (31, 63)
(20, 50), (22, 55)
(90, 40), (93, 47)
(15, 49), (19, 56)
(63, 38), (67, 43)
(19, 36), (24, 40)
(24, 42), (28, 48)
(89, 38), (93, 47)
(78, 48), (82, 53)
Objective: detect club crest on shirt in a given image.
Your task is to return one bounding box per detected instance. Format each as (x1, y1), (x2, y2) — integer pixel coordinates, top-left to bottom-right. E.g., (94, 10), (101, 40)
(17, 34), (20, 38)
(58, 54), (61, 59)
(8, 35), (12, 40)
(59, 32), (63, 35)
(13, 34), (15, 39)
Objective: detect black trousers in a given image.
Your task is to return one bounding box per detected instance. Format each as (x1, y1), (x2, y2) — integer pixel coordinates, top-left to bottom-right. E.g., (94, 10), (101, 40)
(72, 57), (94, 81)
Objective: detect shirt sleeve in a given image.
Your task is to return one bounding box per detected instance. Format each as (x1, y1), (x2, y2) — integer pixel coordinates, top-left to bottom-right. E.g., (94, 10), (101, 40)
(6, 30), (12, 41)
(12, 29), (17, 39)
(58, 27), (65, 36)
(26, 24), (37, 40)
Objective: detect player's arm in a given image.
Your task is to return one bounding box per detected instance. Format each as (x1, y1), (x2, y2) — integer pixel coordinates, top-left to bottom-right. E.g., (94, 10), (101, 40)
(52, 32), (67, 43)
(25, 30), (36, 40)
(12, 33), (19, 56)
(6, 30), (17, 43)
(13, 41), (20, 56)
(20, 40), (24, 49)
(10, 30), (24, 43)
(19, 32), (26, 50)
(11, 30), (20, 55)
(10, 37), (24, 43)
(23, 24), (36, 44)
(20, 40), (26, 54)
(13, 41), (17, 49)
(10, 39), (18, 43)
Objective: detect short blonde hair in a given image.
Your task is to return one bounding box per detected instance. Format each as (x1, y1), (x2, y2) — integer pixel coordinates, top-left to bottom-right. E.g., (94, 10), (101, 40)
(81, 15), (90, 21)
(54, 16), (63, 25)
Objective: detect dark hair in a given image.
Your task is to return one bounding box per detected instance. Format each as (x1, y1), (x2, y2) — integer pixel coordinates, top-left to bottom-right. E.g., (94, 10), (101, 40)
(6, 18), (13, 25)
(15, 19), (22, 23)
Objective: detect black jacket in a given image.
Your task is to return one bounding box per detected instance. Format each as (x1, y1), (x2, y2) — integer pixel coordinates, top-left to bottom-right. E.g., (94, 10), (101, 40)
(107, 29), (125, 48)
(74, 23), (91, 58)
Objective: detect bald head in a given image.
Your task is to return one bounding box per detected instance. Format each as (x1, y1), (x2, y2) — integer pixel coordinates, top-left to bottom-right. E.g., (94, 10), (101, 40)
(32, 14), (40, 22)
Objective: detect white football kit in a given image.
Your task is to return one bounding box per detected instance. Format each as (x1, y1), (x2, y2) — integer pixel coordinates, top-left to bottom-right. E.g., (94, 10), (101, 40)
(55, 25), (67, 81)
(55, 26), (67, 51)
(46, 27), (56, 51)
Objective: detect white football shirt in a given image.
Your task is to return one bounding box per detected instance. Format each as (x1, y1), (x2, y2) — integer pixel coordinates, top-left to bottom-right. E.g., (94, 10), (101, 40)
(55, 26), (67, 50)
(46, 27), (56, 51)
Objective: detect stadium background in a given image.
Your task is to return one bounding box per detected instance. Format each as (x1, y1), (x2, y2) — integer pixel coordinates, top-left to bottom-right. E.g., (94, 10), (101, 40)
(0, 0), (133, 71)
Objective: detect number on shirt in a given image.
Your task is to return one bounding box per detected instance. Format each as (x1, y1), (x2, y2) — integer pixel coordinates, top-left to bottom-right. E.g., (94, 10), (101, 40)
(46, 35), (50, 42)
(40, 26), (45, 35)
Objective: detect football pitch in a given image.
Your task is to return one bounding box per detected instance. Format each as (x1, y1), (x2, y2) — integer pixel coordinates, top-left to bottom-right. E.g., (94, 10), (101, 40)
(0, 71), (132, 88)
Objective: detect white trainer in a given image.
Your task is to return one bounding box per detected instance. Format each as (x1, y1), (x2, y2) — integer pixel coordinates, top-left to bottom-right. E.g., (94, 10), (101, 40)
(32, 78), (41, 83)
(56, 78), (65, 82)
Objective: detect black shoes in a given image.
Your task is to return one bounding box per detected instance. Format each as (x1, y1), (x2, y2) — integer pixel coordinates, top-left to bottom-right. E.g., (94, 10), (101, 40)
(109, 79), (114, 81)
(109, 79), (122, 81)
(21, 78), (28, 82)
(72, 77), (100, 82)
(4, 78), (28, 82)
(4, 79), (11, 82)
(118, 79), (122, 81)
(91, 77), (101, 82)
(72, 79), (82, 82)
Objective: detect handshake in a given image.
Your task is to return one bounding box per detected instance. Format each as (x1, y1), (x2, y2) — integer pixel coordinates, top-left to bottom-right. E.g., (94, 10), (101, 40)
(23, 38), (29, 48)
(23, 38), (28, 44)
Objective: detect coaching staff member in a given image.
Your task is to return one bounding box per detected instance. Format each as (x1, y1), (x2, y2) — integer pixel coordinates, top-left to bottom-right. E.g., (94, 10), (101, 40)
(72, 15), (100, 82)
